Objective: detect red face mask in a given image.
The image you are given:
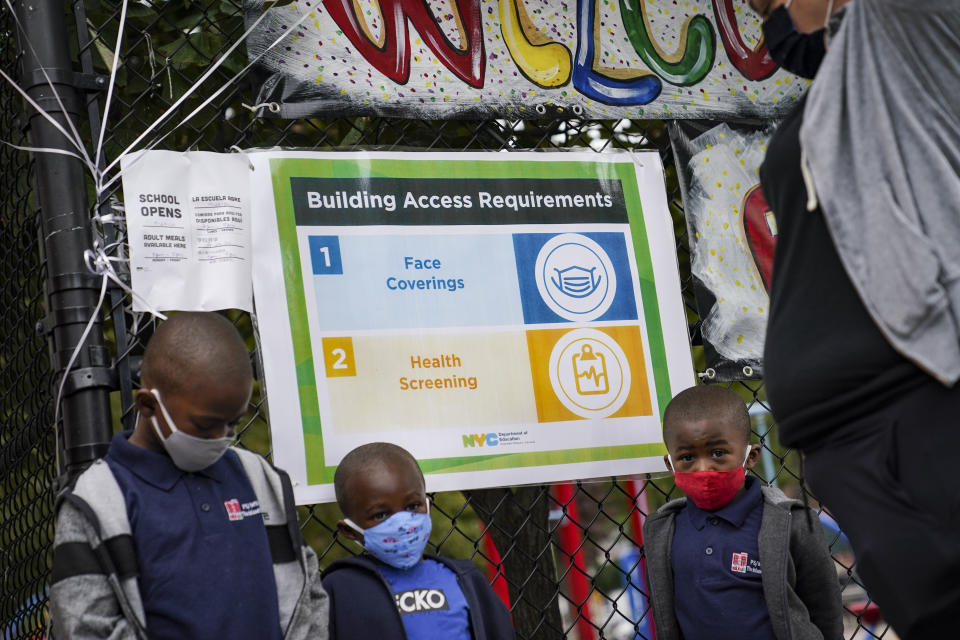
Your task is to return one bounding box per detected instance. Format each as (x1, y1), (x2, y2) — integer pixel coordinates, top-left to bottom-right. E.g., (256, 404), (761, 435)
(671, 447), (751, 511)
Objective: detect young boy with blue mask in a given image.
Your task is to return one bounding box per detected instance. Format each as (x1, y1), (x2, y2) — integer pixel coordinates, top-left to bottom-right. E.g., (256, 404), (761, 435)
(642, 386), (842, 640)
(323, 442), (513, 640)
(50, 312), (328, 639)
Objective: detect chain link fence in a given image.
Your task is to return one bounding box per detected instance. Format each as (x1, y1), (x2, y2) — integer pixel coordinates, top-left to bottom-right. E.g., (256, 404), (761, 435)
(0, 1), (888, 638)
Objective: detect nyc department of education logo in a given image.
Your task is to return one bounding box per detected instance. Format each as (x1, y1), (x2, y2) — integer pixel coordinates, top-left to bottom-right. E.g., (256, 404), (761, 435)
(535, 233), (616, 321)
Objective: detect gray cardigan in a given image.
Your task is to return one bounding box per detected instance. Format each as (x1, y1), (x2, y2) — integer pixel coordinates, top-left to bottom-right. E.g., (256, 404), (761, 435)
(800, 0), (960, 385)
(50, 448), (329, 640)
(642, 486), (843, 640)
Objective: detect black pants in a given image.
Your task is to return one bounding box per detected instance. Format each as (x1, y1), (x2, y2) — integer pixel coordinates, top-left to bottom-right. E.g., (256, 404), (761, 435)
(803, 378), (960, 640)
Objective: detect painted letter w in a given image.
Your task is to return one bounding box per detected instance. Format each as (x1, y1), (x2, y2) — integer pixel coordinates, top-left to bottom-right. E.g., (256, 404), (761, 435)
(323, 0), (485, 88)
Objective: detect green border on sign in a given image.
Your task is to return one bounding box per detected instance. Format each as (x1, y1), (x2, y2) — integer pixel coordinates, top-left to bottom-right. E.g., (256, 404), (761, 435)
(268, 156), (672, 484)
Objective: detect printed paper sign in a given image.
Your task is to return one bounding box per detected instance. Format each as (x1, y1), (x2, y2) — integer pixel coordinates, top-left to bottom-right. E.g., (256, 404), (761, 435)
(121, 151), (253, 312)
(249, 150), (694, 503)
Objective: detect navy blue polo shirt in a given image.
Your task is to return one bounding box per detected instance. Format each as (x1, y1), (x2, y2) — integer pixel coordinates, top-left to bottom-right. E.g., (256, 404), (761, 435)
(105, 431), (282, 640)
(671, 476), (774, 640)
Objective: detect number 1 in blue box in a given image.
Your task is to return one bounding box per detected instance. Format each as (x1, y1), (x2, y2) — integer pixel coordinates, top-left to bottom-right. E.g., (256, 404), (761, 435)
(309, 236), (343, 275)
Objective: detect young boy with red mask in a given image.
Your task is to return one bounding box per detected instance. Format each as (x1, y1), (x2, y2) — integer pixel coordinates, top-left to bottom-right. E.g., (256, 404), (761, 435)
(642, 386), (842, 640)
(322, 442), (513, 640)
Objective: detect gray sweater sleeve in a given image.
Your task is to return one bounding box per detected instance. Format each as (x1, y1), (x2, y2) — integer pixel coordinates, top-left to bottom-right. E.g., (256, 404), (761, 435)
(281, 543), (330, 640)
(790, 510), (844, 640)
(50, 500), (143, 640)
(231, 447), (329, 640)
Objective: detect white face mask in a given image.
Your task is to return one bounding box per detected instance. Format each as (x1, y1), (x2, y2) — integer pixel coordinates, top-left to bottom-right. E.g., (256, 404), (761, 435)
(149, 389), (233, 472)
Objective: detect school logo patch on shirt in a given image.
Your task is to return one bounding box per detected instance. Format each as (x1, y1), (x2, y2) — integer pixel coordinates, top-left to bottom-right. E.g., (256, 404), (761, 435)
(394, 589), (450, 615)
(731, 552), (761, 575)
(224, 498), (261, 522)
(731, 552), (748, 573)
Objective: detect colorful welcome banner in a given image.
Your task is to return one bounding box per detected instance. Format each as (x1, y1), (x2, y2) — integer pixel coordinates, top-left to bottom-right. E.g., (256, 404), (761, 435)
(244, 0), (805, 120)
(248, 151), (694, 503)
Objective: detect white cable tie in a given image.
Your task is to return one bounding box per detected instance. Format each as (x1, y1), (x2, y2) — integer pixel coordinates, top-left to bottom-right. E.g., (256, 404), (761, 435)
(2, 0), (95, 175)
(96, 238), (127, 257)
(241, 102), (281, 114)
(144, 32), (157, 80)
(94, 0), (130, 172)
(229, 145), (256, 170)
(83, 246), (167, 322)
(625, 148), (646, 169)
(0, 139), (85, 161)
(2, 0), (97, 179)
(93, 198), (124, 226)
(130, 310), (144, 339)
(0, 64), (96, 176)
(83, 247), (108, 275)
(100, 10), (310, 194)
(53, 273), (108, 431)
(102, 6), (278, 179)
(159, 12), (309, 138)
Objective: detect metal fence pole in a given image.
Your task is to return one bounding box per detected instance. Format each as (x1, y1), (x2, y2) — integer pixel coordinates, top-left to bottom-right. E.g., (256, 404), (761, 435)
(17, 0), (113, 478)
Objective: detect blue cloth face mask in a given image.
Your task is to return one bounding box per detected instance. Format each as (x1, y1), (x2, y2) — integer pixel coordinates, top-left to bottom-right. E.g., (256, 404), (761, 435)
(344, 499), (433, 570)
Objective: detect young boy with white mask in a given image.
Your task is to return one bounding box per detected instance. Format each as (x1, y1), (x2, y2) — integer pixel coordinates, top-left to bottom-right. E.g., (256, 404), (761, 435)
(643, 386), (842, 640)
(50, 312), (328, 640)
(323, 442), (513, 640)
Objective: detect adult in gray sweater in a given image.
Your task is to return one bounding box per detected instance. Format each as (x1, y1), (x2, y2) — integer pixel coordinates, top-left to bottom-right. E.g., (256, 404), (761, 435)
(751, 0), (960, 636)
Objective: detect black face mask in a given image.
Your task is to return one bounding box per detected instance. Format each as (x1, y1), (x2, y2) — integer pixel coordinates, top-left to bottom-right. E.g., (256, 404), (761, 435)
(762, 5), (827, 79)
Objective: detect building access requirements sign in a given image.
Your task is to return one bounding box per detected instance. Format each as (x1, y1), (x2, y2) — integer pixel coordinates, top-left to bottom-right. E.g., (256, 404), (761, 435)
(250, 151), (693, 504)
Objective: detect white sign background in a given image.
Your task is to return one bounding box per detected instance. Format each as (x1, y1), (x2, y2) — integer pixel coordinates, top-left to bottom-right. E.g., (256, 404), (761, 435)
(249, 150), (693, 504)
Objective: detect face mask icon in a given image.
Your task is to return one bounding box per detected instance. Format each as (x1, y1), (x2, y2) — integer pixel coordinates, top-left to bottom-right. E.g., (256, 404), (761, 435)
(535, 233), (618, 322)
(551, 265), (601, 298)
